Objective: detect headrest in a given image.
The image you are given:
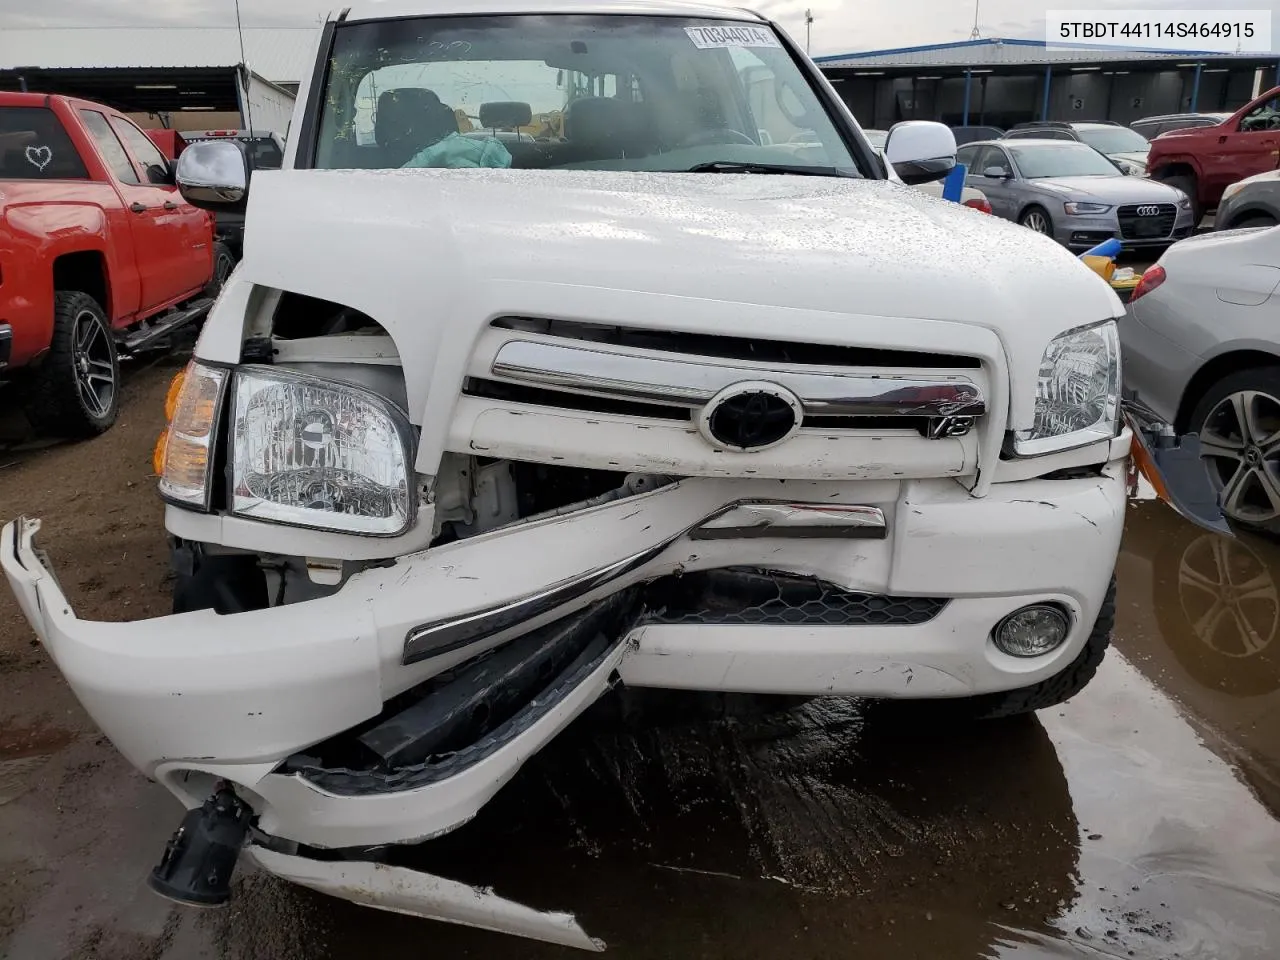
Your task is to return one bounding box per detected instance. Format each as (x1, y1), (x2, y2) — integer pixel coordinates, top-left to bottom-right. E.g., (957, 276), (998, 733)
(563, 97), (649, 147)
(375, 88), (458, 148)
(479, 101), (533, 130)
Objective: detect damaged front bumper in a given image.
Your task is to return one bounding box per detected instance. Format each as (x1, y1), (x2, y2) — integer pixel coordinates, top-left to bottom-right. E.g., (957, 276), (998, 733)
(2, 417), (1230, 948)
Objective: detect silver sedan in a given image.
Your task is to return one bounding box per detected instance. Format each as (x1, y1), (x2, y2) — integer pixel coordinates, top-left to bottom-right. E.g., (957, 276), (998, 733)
(1121, 224), (1280, 533)
(957, 139), (1196, 250)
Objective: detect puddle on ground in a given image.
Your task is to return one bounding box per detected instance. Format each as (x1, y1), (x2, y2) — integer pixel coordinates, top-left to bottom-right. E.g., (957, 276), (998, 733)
(205, 645), (1280, 960)
(1117, 499), (1280, 813)
(0, 724), (75, 806)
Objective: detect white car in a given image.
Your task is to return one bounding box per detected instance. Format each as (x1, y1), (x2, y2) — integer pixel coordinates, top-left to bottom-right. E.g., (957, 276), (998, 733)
(4, 0), (1136, 950)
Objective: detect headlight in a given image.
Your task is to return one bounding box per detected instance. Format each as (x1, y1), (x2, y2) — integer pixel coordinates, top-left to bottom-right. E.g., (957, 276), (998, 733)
(159, 361), (229, 509)
(1220, 182), (1243, 202)
(230, 366), (415, 536)
(1012, 320), (1121, 457)
(1064, 201), (1111, 215)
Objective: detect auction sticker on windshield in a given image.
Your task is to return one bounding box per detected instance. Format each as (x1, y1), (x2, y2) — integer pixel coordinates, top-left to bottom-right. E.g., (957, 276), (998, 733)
(685, 25), (781, 48)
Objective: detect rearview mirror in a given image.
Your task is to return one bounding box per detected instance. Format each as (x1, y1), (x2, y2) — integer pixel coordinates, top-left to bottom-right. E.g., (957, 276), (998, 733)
(176, 140), (251, 213)
(884, 120), (957, 185)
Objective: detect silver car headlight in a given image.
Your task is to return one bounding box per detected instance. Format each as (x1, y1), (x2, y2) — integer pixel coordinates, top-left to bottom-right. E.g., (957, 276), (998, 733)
(230, 366), (415, 535)
(1012, 320), (1121, 457)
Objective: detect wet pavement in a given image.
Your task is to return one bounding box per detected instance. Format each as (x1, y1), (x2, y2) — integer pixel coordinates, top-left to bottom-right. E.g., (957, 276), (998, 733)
(1, 365), (1279, 959)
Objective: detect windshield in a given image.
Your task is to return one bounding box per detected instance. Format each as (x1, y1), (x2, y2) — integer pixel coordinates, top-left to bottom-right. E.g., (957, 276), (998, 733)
(1007, 142), (1123, 179)
(313, 14), (861, 175)
(1075, 126), (1150, 155)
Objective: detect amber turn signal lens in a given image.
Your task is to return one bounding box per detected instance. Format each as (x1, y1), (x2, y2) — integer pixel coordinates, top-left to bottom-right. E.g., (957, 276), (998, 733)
(158, 363), (228, 508)
(164, 368), (187, 423)
(152, 431), (168, 477)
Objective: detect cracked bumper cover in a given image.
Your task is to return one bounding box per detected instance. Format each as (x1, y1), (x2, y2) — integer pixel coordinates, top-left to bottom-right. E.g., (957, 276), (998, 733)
(3, 456), (1128, 850)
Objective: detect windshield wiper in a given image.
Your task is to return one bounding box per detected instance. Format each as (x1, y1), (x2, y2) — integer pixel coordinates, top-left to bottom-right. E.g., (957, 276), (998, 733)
(685, 161), (852, 177)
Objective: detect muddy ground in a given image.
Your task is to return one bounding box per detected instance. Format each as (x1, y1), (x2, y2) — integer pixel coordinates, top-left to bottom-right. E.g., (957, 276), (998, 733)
(1, 361), (1278, 960)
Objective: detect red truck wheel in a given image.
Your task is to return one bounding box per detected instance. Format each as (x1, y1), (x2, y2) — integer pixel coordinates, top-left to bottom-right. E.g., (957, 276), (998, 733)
(23, 291), (121, 438)
(1162, 173), (1202, 223)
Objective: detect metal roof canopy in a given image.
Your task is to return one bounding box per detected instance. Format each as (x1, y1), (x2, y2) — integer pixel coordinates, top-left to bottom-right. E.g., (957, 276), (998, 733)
(815, 37), (1279, 71)
(0, 66), (250, 113)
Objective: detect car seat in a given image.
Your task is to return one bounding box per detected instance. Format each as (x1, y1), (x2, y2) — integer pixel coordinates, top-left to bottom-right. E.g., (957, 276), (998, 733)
(563, 97), (653, 160)
(375, 88), (459, 166)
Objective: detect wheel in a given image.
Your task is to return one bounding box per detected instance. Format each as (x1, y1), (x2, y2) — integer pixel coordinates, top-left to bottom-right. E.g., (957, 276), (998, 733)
(1018, 205), (1054, 237)
(1161, 173), (1202, 223)
(202, 241), (235, 300)
(22, 291), (120, 438)
(929, 578), (1116, 721)
(1189, 366), (1280, 534)
(1229, 214), (1277, 230)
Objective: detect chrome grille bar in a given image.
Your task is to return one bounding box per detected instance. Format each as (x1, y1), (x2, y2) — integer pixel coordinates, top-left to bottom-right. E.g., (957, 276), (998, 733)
(491, 340), (986, 418)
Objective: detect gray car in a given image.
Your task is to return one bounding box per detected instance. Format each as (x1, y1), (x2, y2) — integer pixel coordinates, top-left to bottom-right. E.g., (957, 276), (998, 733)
(957, 139), (1196, 250)
(1214, 170), (1280, 230)
(1121, 224), (1280, 533)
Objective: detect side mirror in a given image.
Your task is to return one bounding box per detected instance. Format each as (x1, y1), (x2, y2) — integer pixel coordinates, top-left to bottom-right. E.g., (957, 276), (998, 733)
(983, 166), (1011, 179)
(884, 120), (957, 185)
(176, 140), (251, 213)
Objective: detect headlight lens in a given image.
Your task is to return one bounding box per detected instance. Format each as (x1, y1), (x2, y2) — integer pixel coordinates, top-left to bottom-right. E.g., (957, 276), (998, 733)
(230, 367), (414, 536)
(1220, 182), (1243, 202)
(159, 362), (228, 508)
(1064, 201), (1111, 215)
(1012, 320), (1121, 457)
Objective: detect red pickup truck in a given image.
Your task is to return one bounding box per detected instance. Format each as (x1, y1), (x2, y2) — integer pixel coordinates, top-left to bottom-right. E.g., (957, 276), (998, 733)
(1, 93), (231, 437)
(1148, 85), (1280, 220)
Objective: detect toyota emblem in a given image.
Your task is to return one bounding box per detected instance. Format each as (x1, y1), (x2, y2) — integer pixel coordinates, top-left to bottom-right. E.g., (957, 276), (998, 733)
(1136, 205), (1160, 216)
(697, 381), (803, 452)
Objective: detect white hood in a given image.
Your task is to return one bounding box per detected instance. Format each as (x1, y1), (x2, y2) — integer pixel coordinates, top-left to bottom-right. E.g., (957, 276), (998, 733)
(228, 168), (1121, 423)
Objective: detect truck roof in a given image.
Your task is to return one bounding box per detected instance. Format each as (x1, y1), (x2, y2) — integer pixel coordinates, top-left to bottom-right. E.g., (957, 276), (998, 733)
(340, 0), (765, 24)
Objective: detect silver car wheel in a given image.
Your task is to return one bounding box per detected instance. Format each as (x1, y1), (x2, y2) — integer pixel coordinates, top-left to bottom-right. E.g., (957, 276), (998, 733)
(1022, 210), (1050, 234)
(1199, 389), (1280, 524)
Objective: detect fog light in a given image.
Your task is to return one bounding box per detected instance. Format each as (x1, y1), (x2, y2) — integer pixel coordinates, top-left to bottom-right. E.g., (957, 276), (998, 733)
(993, 604), (1070, 658)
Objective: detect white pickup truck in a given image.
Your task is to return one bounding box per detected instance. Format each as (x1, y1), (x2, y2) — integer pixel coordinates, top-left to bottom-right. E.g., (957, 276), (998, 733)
(2, 0), (1209, 950)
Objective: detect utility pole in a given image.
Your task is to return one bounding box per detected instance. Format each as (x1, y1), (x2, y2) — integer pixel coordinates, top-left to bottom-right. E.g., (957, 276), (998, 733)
(805, 9), (814, 54)
(969, 0), (981, 39)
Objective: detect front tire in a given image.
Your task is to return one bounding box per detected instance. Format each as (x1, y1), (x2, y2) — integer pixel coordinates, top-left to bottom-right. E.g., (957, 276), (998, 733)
(22, 291), (120, 438)
(1189, 366), (1280, 535)
(202, 241), (235, 301)
(1161, 173), (1202, 223)
(1019, 205), (1054, 238)
(1229, 214), (1277, 230)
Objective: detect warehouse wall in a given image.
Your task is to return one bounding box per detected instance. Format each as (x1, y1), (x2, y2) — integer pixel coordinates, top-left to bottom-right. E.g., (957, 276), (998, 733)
(834, 66), (1261, 129)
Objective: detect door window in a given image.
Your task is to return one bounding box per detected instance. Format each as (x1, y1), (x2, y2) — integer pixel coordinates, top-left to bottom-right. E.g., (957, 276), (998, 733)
(1240, 97), (1280, 133)
(109, 116), (172, 184)
(979, 147), (1013, 177)
(78, 110), (140, 183)
(0, 106), (88, 179)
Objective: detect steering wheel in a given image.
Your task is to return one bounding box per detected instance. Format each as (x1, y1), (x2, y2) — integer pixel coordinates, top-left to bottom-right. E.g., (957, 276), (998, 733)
(679, 127), (757, 148)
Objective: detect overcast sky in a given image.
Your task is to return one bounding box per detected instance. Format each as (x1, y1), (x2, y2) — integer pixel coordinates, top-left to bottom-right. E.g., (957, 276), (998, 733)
(0, 0), (1275, 57)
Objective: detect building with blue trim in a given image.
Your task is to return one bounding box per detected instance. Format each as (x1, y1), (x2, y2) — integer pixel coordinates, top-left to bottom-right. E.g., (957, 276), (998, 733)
(814, 38), (1279, 129)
